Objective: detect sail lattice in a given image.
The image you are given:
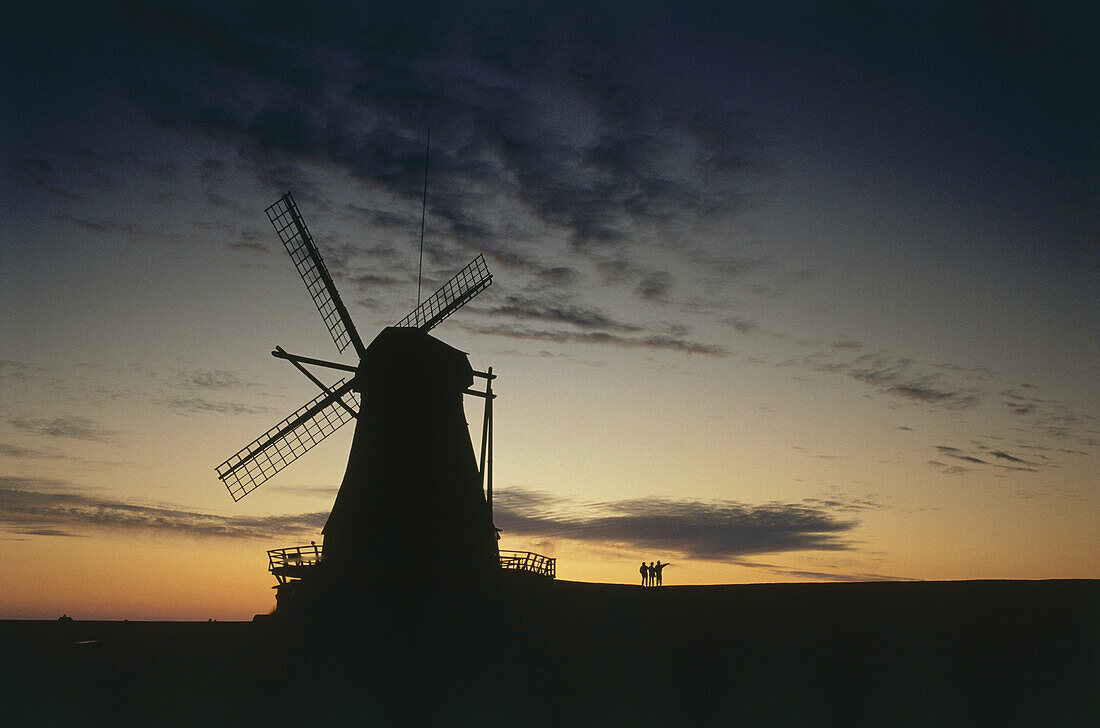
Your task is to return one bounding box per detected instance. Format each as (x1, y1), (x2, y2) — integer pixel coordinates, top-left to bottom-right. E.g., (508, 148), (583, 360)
(395, 254), (492, 331)
(216, 380), (358, 501)
(267, 193), (359, 354)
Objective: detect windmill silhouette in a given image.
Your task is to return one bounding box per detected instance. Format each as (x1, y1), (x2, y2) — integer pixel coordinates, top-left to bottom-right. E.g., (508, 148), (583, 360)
(215, 192), (519, 601)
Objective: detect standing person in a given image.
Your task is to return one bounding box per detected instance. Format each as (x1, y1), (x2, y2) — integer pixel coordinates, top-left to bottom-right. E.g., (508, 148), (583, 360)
(654, 560), (669, 586)
(639, 561), (649, 587)
(647, 562), (656, 587)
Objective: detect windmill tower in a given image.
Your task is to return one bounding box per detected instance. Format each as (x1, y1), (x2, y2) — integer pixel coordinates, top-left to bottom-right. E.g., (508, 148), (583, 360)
(216, 193), (503, 598)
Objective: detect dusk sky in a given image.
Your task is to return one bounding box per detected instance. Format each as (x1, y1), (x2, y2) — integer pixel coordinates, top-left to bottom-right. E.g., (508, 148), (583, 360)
(2, 2), (1097, 620)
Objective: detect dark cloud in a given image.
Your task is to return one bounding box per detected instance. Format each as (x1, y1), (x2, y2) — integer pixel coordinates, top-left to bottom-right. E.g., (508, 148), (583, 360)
(802, 353), (981, 410)
(345, 272), (409, 291)
(535, 266), (581, 287)
(594, 259), (641, 286)
(831, 338), (864, 350)
(0, 360), (33, 382)
(177, 369), (256, 392)
(635, 272), (672, 302)
(483, 294), (640, 332)
(205, 191), (241, 209)
(344, 203), (412, 229)
(0, 478), (326, 540)
(10, 416), (118, 441)
(0, 442), (57, 459)
(934, 446), (989, 465)
(686, 249), (772, 280)
(989, 451), (1036, 466)
(160, 397), (267, 416)
(50, 213), (186, 246)
(927, 460), (970, 475)
(18, 528), (87, 538)
(886, 383), (979, 407)
(730, 558), (917, 582)
(494, 488), (861, 559)
(225, 239), (269, 255)
(109, 0), (764, 293)
(750, 267), (818, 298)
(723, 316), (760, 334)
(997, 388), (1099, 450)
(465, 324), (728, 357)
(199, 158), (229, 185)
(267, 485), (340, 499)
(933, 445), (1039, 473)
(5, 157), (73, 197)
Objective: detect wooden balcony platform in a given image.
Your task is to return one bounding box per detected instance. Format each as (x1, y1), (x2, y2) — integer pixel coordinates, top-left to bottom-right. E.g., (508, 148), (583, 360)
(268, 544), (555, 583)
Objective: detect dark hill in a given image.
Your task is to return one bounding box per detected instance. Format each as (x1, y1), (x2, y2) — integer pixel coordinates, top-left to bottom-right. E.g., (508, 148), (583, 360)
(3, 579), (1097, 726)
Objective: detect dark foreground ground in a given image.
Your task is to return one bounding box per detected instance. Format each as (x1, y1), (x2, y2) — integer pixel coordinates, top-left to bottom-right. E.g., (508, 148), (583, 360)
(2, 579), (1097, 726)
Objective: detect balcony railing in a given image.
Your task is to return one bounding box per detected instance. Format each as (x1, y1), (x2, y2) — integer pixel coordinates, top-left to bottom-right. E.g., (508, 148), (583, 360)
(268, 543), (322, 583)
(499, 550), (556, 578)
(267, 544), (555, 581)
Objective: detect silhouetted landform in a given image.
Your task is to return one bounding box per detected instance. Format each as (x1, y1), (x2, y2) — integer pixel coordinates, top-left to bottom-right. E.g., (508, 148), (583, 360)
(4, 579), (1096, 726)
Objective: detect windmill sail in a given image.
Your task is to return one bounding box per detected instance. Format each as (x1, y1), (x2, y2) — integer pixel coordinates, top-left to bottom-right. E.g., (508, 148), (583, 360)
(395, 254), (492, 331)
(267, 193), (366, 357)
(216, 379), (359, 501)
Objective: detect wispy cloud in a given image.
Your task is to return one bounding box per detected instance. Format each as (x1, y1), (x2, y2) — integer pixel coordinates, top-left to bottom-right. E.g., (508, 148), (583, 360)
(175, 369), (259, 392)
(0, 442), (58, 459)
(495, 488), (864, 559)
(482, 294), (641, 332)
(159, 397), (268, 416)
(635, 272), (673, 302)
(831, 338), (864, 351)
(5, 157), (75, 197)
(110, 0), (772, 331)
(886, 382), (979, 406)
(729, 558), (917, 582)
(465, 324), (728, 357)
(9, 416), (118, 442)
(931, 444), (1041, 473)
(723, 316), (760, 334)
(799, 352), (982, 410)
(0, 359), (35, 383)
(0, 477), (325, 540)
(153, 369), (269, 415)
(267, 485), (340, 499)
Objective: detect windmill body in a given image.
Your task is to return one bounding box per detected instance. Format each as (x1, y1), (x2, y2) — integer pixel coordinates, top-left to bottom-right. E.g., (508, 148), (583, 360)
(323, 326), (498, 586)
(215, 193), (526, 610)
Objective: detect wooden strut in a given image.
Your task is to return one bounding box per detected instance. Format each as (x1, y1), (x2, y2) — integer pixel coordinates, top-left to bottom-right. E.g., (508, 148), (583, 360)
(477, 366), (494, 530)
(271, 348), (358, 373)
(274, 346), (358, 418)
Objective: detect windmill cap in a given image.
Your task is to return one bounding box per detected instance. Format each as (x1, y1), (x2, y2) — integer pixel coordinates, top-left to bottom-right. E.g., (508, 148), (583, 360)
(355, 326), (473, 393)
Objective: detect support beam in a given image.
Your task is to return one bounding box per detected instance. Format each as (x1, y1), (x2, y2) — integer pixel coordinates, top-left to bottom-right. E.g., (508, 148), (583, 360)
(275, 346), (357, 418)
(480, 366), (494, 529)
(271, 349), (358, 373)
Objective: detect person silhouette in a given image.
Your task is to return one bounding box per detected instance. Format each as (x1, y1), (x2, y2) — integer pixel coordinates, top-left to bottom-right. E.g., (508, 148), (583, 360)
(640, 561), (649, 587)
(654, 560), (668, 586)
(647, 562), (656, 587)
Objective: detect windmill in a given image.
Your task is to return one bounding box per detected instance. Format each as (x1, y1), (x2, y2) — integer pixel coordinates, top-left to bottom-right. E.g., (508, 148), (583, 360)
(215, 192), (503, 595)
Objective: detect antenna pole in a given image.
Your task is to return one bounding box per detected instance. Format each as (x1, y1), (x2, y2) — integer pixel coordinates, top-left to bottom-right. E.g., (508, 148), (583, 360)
(417, 129), (430, 318)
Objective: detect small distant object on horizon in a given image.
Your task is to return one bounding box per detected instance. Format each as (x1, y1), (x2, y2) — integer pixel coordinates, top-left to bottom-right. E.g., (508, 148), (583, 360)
(57, 614), (73, 622)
